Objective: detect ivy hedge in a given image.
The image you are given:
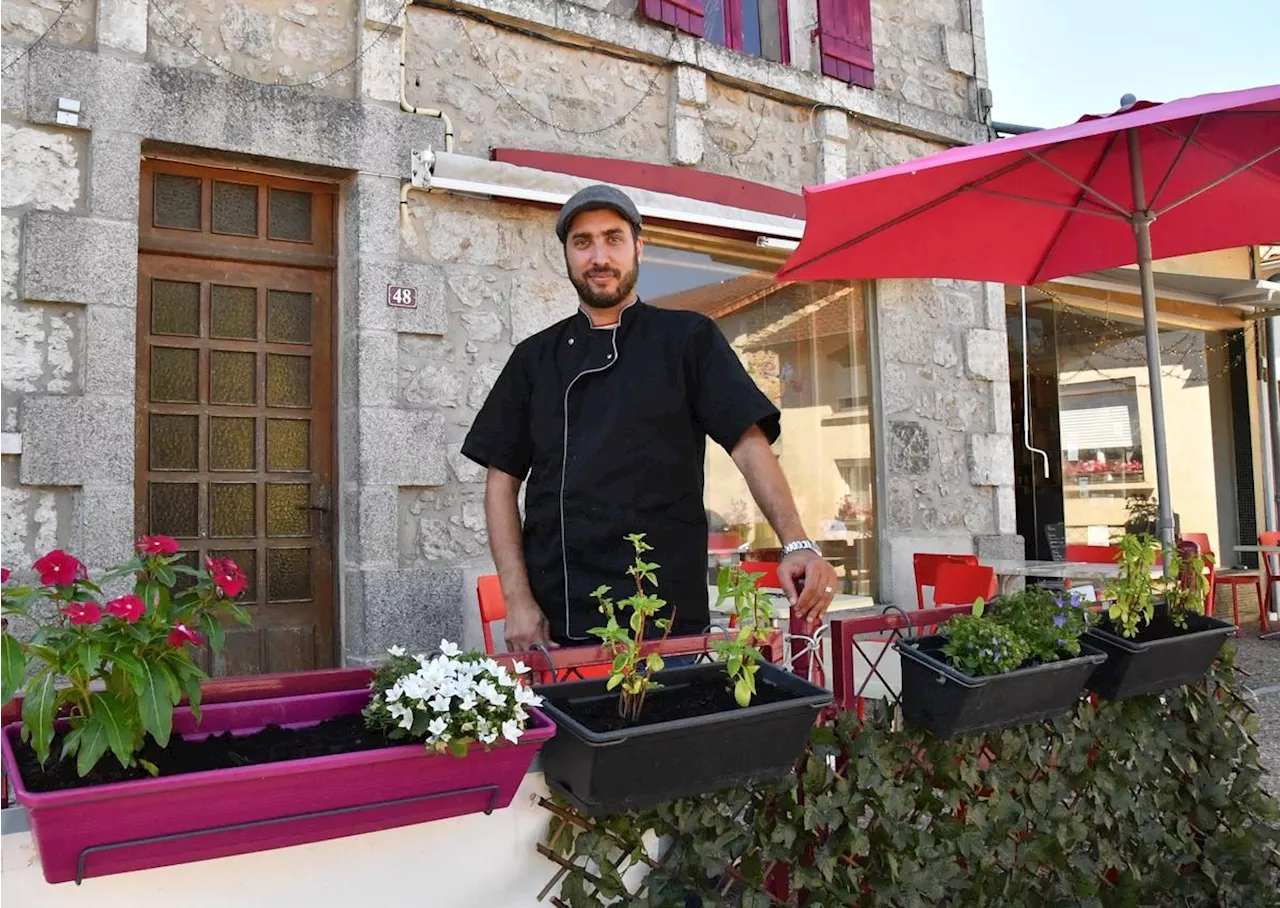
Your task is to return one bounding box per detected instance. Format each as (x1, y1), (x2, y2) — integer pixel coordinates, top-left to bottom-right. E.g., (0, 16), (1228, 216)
(546, 648), (1280, 907)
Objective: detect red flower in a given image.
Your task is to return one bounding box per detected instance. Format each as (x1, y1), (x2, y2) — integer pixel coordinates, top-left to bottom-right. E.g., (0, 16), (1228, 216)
(106, 594), (146, 623)
(167, 623), (205, 647)
(33, 550), (88, 587)
(61, 601), (102, 626)
(1, 567), (9, 583)
(137, 535), (180, 557)
(205, 557), (247, 599)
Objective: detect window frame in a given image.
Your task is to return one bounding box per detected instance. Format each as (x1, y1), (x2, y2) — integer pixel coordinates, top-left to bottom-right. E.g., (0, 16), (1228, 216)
(713, 0), (792, 66)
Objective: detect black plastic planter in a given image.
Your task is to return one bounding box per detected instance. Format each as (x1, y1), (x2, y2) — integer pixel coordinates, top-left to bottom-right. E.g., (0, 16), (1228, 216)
(534, 661), (830, 816)
(895, 636), (1107, 739)
(1084, 611), (1235, 700)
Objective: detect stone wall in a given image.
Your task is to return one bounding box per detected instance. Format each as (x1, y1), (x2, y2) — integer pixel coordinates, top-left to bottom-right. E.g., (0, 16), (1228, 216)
(1, 0), (97, 53)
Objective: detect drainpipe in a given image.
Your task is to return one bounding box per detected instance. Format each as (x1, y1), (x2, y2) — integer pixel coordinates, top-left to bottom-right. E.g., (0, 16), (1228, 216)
(398, 22), (455, 221)
(991, 120), (1043, 136)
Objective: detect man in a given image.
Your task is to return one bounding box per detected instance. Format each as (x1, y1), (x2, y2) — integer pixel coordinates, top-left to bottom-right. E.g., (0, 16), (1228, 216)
(462, 185), (838, 651)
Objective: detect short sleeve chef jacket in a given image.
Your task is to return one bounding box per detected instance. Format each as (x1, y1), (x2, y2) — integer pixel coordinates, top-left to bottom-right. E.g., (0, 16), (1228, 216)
(461, 301), (780, 642)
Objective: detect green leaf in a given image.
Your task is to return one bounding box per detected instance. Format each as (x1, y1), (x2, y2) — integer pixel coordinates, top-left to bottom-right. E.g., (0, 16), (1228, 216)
(131, 661), (174, 748)
(229, 604), (252, 626)
(734, 676), (751, 707)
(87, 691), (135, 770)
(155, 564), (177, 588)
(79, 641), (100, 679)
(1, 631), (25, 705)
(21, 671), (57, 765)
(182, 669), (204, 722)
(606, 673), (623, 691)
(200, 613), (226, 653)
(139, 758), (160, 777)
(75, 716), (111, 777)
(646, 653), (664, 673)
(448, 737), (471, 758)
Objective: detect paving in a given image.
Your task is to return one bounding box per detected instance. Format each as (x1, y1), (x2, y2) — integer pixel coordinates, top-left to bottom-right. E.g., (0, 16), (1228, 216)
(1229, 632), (1280, 794)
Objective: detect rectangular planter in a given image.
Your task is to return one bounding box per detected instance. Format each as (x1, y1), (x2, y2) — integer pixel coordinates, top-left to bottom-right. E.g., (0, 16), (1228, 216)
(534, 661), (830, 817)
(896, 635), (1108, 739)
(1, 688), (555, 884)
(1084, 611), (1235, 700)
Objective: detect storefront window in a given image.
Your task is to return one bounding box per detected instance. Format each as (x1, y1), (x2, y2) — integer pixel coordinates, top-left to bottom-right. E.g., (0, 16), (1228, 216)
(638, 239), (877, 596)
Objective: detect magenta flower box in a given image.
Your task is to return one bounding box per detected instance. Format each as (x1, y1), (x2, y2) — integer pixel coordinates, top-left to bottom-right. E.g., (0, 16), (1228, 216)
(1, 688), (555, 884)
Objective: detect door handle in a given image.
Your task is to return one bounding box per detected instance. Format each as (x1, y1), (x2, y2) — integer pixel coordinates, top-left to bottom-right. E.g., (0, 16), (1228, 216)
(298, 486), (333, 548)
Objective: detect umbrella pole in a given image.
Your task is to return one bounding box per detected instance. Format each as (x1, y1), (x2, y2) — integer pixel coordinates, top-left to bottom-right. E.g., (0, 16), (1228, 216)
(1126, 129), (1177, 562)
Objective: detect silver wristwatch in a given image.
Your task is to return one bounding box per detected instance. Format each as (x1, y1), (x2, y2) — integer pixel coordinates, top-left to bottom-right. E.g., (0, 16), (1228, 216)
(781, 539), (821, 557)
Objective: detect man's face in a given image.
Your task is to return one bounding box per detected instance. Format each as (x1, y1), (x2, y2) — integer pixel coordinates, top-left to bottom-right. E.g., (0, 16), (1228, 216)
(563, 209), (643, 309)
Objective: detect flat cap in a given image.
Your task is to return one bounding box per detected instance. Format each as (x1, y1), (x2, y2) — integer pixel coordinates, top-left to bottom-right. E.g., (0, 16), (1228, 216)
(555, 184), (643, 242)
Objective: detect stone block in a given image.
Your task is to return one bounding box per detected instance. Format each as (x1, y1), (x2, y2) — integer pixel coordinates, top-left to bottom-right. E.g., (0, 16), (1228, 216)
(2, 215), (20, 304)
(74, 483), (135, 568)
(669, 112), (704, 167)
(943, 27), (975, 76)
(358, 25), (401, 104)
(357, 257), (447, 334)
(510, 279), (577, 343)
(447, 443), (486, 484)
(0, 123), (82, 211)
(995, 485), (1018, 535)
(968, 433), (1015, 487)
(20, 396), (133, 485)
(97, 0), (148, 55)
(976, 534), (1026, 563)
(965, 328), (1008, 381)
(357, 566), (465, 656)
(671, 65), (707, 107)
(1, 50), (28, 114)
(888, 421), (930, 475)
(363, 0), (406, 28)
(84, 306), (136, 398)
(355, 484), (399, 566)
(356, 329), (398, 407)
(20, 212), (137, 307)
(88, 130), (142, 222)
(358, 408), (446, 486)
(347, 173), (403, 259)
(980, 281), (1005, 330)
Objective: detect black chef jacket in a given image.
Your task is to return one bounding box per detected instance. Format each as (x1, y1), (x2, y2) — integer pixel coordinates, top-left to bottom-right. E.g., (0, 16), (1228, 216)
(461, 300), (780, 642)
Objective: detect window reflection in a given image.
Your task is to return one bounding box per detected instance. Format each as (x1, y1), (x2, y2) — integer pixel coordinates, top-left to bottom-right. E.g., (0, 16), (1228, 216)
(639, 242), (877, 596)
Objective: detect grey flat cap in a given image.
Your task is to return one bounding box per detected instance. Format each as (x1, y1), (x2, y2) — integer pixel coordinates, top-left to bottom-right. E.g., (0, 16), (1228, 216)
(555, 184), (642, 242)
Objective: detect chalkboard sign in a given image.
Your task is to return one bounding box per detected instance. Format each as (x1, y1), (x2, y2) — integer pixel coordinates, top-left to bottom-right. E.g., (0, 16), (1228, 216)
(1044, 522), (1066, 562)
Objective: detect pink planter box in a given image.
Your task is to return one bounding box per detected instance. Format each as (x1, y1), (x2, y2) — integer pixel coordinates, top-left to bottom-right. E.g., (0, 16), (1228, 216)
(1, 688), (555, 884)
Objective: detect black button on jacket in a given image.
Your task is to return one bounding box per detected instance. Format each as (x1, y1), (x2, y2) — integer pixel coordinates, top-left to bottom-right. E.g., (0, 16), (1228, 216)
(462, 301), (780, 642)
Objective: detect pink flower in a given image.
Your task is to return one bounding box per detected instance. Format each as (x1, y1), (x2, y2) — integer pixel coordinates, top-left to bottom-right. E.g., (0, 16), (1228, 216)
(1, 567), (9, 583)
(61, 601), (102, 626)
(205, 558), (247, 599)
(167, 623), (205, 647)
(137, 535), (180, 557)
(106, 594), (146, 624)
(33, 550), (88, 588)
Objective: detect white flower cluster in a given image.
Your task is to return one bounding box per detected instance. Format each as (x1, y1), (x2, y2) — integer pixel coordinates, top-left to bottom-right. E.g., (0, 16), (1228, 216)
(368, 640), (543, 753)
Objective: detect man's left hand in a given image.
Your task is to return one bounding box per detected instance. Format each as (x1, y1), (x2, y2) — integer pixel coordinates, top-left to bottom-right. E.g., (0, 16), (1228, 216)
(777, 550), (839, 624)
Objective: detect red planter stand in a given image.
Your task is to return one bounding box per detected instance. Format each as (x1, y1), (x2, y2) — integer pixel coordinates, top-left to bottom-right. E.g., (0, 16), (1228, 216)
(2, 689), (554, 884)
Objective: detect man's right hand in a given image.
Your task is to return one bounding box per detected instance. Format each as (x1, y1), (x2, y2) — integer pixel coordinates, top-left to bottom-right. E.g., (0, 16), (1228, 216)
(504, 595), (557, 653)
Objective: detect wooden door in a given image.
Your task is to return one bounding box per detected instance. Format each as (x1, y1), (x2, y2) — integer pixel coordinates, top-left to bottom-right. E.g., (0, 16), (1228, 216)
(136, 162), (337, 674)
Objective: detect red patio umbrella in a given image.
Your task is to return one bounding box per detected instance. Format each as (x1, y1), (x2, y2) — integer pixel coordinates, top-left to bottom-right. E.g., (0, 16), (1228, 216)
(779, 84), (1280, 549)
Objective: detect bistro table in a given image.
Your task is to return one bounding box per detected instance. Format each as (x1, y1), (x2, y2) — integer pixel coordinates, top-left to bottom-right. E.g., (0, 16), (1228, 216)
(984, 559), (1135, 598)
(1231, 546), (1280, 639)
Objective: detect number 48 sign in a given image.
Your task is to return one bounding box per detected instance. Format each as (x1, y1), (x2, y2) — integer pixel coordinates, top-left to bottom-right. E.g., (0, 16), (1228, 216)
(387, 285), (417, 309)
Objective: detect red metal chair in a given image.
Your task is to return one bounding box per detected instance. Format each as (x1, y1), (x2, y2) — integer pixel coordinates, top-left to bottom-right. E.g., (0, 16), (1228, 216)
(738, 560), (781, 590)
(1065, 545), (1121, 564)
(1184, 532), (1268, 634)
(932, 562), (997, 606)
(1260, 530), (1279, 631)
(912, 553), (979, 610)
(477, 575), (613, 677)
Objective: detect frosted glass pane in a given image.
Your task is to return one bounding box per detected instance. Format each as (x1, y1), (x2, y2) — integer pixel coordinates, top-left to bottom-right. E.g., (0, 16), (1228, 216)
(153, 174), (201, 230)
(211, 285), (257, 340)
(151, 280), (200, 336)
(266, 419), (309, 472)
(267, 548), (311, 602)
(210, 417), (256, 471)
(266, 483), (309, 537)
(149, 483), (198, 538)
(212, 181), (257, 236)
(268, 188), (312, 242)
(210, 350), (256, 405)
(266, 354), (310, 408)
(210, 483), (256, 538)
(150, 414), (199, 471)
(266, 290), (311, 344)
(151, 347), (199, 403)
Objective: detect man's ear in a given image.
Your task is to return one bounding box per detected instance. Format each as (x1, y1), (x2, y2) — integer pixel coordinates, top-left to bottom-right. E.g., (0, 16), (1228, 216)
(635, 235), (644, 263)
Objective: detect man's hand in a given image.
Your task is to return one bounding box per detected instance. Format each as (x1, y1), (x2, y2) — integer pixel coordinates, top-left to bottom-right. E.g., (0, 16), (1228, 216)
(503, 594), (558, 653)
(777, 549), (839, 624)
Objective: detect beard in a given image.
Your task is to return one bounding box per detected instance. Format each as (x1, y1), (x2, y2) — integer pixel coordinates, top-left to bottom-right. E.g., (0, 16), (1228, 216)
(568, 258), (640, 309)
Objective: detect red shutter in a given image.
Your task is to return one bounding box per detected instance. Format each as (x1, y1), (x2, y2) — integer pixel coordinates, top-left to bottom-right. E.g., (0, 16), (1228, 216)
(641, 0), (706, 37)
(816, 0), (874, 89)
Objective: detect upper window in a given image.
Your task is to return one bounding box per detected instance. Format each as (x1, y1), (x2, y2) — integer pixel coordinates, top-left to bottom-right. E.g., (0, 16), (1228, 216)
(703, 0), (788, 64)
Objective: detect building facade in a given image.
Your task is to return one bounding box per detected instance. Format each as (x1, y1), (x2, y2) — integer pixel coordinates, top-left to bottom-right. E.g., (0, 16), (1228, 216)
(1, 0), (1019, 671)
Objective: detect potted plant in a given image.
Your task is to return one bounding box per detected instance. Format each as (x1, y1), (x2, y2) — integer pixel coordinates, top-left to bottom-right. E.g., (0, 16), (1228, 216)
(1083, 534), (1235, 700)
(895, 588), (1107, 738)
(0, 540), (554, 884)
(534, 537), (830, 816)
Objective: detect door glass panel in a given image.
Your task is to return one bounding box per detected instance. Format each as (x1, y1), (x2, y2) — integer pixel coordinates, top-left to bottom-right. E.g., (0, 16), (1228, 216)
(150, 347), (199, 403)
(209, 416), (256, 471)
(151, 280), (200, 336)
(212, 181), (258, 236)
(153, 174), (201, 230)
(210, 350), (257, 405)
(150, 414), (199, 471)
(266, 354), (311, 408)
(210, 483), (256, 538)
(267, 547), (312, 602)
(149, 482), (199, 538)
(210, 285), (258, 340)
(267, 418), (310, 471)
(266, 483), (310, 537)
(171, 550), (199, 593)
(266, 290), (312, 344)
(210, 549), (257, 603)
(268, 189), (312, 243)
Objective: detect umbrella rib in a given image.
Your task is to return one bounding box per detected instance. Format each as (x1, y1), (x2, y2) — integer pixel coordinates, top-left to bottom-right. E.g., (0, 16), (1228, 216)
(1149, 117), (1204, 209)
(1027, 133), (1122, 283)
(968, 187), (1126, 219)
(1154, 142), (1280, 216)
(783, 153), (1044, 273)
(1025, 150), (1132, 218)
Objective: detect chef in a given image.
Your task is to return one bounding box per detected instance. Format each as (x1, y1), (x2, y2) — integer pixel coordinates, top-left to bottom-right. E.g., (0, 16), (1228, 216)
(461, 185), (839, 651)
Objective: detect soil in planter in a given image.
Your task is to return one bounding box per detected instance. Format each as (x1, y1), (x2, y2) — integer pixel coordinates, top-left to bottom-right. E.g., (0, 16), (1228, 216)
(560, 673), (794, 734)
(11, 714), (398, 793)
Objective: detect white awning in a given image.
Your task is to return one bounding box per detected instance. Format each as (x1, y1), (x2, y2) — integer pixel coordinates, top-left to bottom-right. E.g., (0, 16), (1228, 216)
(1060, 406), (1134, 451)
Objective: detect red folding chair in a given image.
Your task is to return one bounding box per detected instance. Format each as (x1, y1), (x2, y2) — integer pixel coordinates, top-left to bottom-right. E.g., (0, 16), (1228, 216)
(932, 562), (997, 606)
(1065, 545), (1121, 564)
(913, 553), (979, 609)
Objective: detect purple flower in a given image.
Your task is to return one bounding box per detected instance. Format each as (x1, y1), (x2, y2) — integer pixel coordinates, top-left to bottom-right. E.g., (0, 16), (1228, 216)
(1053, 614), (1067, 628)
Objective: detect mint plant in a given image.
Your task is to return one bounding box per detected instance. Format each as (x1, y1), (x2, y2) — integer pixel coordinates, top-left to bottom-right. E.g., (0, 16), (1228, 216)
(587, 534), (675, 722)
(712, 565), (775, 707)
(1104, 533), (1212, 637)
